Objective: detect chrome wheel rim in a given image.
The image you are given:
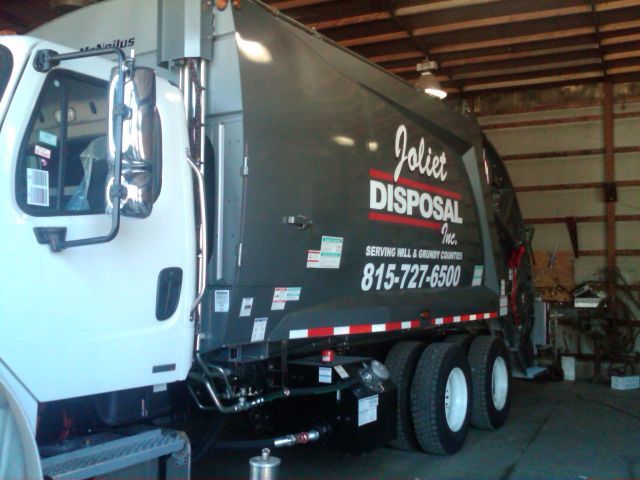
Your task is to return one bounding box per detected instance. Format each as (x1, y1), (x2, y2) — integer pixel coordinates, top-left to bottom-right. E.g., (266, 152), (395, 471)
(444, 367), (468, 432)
(491, 356), (509, 411)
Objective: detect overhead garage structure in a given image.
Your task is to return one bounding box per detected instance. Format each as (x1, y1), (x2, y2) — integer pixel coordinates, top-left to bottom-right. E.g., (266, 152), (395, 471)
(261, 0), (640, 92)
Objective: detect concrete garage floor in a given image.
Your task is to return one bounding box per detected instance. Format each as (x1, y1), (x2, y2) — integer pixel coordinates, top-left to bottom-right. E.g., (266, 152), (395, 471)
(193, 380), (640, 479)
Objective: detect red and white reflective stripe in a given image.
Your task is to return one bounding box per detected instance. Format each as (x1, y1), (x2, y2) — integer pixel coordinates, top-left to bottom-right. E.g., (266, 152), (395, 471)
(289, 319), (421, 340)
(431, 311), (498, 326)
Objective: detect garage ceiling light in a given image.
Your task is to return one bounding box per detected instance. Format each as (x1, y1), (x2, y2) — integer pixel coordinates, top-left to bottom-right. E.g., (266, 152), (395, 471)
(416, 59), (447, 99)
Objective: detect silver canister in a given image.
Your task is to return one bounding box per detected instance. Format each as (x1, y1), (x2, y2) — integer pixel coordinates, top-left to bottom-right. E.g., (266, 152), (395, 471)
(249, 448), (281, 480)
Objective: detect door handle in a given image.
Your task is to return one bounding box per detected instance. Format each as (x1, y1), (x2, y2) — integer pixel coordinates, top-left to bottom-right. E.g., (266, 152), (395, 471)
(285, 214), (313, 230)
(156, 267), (183, 321)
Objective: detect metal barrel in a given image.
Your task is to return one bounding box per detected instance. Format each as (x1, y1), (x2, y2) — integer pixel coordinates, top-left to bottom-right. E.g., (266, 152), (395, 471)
(249, 448), (280, 480)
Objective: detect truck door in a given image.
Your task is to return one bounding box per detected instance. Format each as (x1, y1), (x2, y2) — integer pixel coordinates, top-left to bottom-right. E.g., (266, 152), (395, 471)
(0, 40), (197, 403)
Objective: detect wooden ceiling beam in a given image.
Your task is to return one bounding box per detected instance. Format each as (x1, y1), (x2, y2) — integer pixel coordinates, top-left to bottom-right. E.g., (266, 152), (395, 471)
(450, 57), (603, 80)
(515, 179), (640, 192)
(602, 32), (640, 46)
(368, 50), (423, 64)
(394, 0), (502, 17)
(339, 31), (410, 48)
(604, 49), (640, 61)
(268, 0), (334, 10)
(430, 27), (596, 54)
(460, 70), (604, 92)
(308, 12), (391, 30)
(526, 214), (640, 224)
(607, 64), (640, 74)
(594, 0), (640, 12)
(413, 5), (592, 36)
(440, 43), (599, 68)
(600, 19), (640, 32)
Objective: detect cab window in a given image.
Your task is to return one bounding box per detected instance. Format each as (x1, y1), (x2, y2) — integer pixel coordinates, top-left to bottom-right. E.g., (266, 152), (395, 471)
(16, 70), (109, 216)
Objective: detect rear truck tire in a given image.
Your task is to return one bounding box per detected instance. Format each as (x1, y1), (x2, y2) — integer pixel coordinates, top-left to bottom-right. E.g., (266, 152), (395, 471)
(468, 335), (512, 430)
(385, 341), (425, 451)
(443, 334), (473, 352)
(410, 343), (472, 455)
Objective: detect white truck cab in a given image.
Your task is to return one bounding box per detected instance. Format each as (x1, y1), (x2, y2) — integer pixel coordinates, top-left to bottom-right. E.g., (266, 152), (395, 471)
(0, 35), (197, 479)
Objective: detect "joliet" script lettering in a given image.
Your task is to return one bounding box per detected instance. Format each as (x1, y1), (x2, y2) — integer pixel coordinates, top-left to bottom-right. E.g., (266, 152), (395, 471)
(394, 124), (448, 183)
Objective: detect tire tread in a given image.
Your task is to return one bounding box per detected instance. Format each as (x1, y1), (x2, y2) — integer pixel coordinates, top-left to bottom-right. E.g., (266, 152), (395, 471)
(385, 341), (424, 451)
(468, 335), (511, 430)
(411, 343), (470, 455)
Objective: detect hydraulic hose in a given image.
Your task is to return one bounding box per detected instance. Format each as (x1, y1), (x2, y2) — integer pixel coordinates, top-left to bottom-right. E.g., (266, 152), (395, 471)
(192, 426), (321, 462)
(189, 366), (361, 415)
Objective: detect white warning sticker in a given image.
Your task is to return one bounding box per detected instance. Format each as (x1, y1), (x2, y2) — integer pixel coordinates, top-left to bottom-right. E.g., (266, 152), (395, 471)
(358, 394), (379, 427)
(318, 367), (332, 384)
(26, 168), (49, 207)
(39, 130), (58, 147)
(306, 250), (321, 267)
(251, 317), (268, 342)
(214, 290), (230, 312)
(34, 144), (51, 160)
(239, 297), (253, 317)
(334, 364), (349, 379)
(307, 236), (343, 269)
(500, 295), (509, 316)
(472, 265), (484, 286)
(500, 279), (506, 295)
(271, 287), (301, 310)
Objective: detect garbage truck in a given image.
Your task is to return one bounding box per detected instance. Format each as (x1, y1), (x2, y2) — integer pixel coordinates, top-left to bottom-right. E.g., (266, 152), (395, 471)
(0, 0), (535, 478)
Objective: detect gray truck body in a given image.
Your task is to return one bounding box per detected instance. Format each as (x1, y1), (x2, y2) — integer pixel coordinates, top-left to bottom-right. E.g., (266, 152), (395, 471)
(33, 0), (521, 359)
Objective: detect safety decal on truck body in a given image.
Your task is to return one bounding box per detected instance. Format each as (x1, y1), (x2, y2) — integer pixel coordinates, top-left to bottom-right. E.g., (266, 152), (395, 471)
(271, 287), (302, 310)
(307, 236), (343, 269)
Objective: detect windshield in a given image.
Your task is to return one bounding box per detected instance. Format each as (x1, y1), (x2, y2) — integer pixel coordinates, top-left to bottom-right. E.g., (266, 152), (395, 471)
(0, 44), (12, 102)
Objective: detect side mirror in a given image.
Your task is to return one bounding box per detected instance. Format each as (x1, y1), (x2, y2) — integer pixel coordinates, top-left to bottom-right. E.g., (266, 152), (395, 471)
(33, 47), (130, 252)
(108, 66), (159, 218)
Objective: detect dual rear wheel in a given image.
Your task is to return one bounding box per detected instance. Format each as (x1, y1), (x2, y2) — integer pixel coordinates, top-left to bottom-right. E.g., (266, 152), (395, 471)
(385, 335), (511, 455)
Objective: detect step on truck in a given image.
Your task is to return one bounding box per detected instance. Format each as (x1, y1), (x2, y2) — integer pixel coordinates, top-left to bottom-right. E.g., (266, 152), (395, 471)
(0, 0), (535, 478)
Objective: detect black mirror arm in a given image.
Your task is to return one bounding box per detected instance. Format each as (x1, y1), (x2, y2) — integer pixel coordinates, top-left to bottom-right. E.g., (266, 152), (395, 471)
(32, 47), (129, 253)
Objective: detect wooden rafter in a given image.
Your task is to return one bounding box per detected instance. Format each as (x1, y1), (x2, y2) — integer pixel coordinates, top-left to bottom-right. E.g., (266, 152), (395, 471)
(503, 146), (640, 161)
(412, 5), (593, 36)
(439, 43), (600, 68)
(525, 215), (640, 224)
(268, 0), (333, 9)
(429, 27), (597, 54)
(515, 179), (640, 193)
(13, 0), (640, 95)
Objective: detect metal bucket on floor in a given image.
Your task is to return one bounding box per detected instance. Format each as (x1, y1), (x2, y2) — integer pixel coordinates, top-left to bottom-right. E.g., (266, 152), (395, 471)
(249, 448), (280, 480)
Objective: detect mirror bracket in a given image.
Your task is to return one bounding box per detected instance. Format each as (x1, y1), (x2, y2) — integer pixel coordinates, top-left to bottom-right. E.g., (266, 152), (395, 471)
(33, 227), (68, 253)
(110, 184), (128, 202)
(33, 49), (61, 72)
(113, 103), (131, 119)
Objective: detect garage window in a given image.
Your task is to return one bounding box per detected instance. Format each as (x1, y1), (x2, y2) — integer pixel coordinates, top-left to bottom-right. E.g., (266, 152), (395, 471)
(16, 70), (109, 216)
